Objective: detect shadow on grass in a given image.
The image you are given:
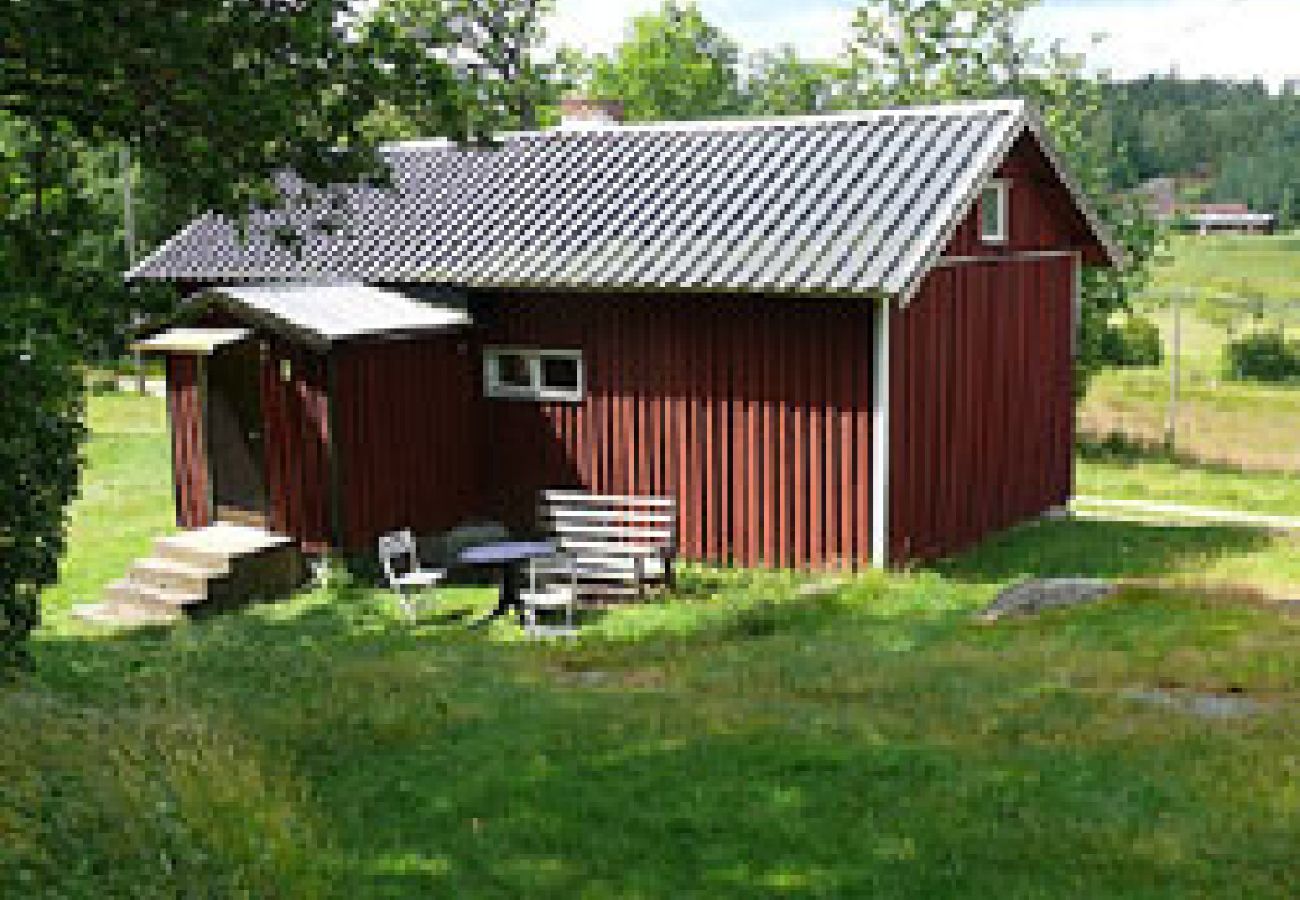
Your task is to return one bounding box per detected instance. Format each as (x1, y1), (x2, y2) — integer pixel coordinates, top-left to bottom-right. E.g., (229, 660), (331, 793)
(931, 517), (1274, 585)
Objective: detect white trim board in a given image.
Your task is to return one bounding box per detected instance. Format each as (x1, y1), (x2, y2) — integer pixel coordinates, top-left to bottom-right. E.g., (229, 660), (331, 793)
(870, 298), (892, 569)
(936, 249), (1081, 266)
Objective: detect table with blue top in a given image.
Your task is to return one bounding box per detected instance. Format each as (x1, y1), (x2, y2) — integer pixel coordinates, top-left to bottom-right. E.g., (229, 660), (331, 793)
(458, 540), (557, 627)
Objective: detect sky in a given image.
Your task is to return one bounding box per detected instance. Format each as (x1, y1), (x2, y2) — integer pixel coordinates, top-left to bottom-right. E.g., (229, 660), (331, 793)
(548, 0), (1300, 87)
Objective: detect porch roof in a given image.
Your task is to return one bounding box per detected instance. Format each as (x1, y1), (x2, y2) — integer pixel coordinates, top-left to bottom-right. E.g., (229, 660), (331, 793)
(133, 327), (252, 355)
(204, 281), (472, 350)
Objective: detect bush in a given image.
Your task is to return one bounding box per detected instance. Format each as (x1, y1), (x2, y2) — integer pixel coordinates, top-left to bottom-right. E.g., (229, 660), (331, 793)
(1223, 330), (1300, 383)
(1103, 315), (1165, 368)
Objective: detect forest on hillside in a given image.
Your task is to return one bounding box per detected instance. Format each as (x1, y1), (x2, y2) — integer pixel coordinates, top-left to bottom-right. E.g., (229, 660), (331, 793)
(1097, 77), (1300, 222)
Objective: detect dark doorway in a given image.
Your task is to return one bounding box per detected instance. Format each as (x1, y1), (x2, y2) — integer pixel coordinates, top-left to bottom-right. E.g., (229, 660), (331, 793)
(206, 340), (269, 527)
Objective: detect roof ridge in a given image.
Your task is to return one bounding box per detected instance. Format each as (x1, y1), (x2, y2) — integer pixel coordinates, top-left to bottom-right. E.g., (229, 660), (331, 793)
(382, 98), (1028, 150)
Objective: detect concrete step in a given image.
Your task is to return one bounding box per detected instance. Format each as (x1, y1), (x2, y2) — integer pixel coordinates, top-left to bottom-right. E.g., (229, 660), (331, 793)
(155, 524), (291, 570)
(105, 578), (205, 610)
(78, 525), (304, 629)
(129, 556), (223, 595)
(73, 601), (182, 627)
(154, 537), (231, 571)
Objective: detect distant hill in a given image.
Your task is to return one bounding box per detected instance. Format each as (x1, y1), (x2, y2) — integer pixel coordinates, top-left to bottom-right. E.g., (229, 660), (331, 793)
(1098, 77), (1300, 227)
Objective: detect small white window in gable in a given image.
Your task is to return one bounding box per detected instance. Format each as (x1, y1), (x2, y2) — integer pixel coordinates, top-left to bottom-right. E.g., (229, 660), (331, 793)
(484, 347), (584, 402)
(980, 179), (1009, 244)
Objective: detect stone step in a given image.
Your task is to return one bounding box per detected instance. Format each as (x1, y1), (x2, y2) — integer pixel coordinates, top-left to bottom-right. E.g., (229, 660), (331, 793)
(77, 525), (304, 629)
(128, 556), (223, 596)
(155, 524), (291, 571)
(73, 601), (183, 627)
(105, 578), (204, 610)
(154, 536), (232, 571)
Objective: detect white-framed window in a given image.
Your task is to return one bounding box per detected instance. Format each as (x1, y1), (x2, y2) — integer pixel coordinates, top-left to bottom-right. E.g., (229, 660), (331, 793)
(980, 179), (1010, 244)
(484, 347), (584, 402)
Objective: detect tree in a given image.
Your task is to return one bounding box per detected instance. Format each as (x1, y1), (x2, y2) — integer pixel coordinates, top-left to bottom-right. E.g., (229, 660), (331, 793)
(843, 0), (1031, 107)
(744, 47), (839, 116)
(843, 0), (1160, 396)
(0, 1), (472, 668)
(364, 0), (566, 138)
(590, 1), (743, 122)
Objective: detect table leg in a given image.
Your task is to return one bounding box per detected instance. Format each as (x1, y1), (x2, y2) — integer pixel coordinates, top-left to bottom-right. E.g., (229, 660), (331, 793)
(471, 565), (511, 628)
(471, 563), (524, 628)
(503, 563), (526, 626)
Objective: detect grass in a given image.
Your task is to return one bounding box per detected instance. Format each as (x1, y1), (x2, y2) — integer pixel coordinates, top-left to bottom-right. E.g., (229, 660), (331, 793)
(1079, 233), (1300, 473)
(1075, 435), (1300, 518)
(9, 393), (1300, 897)
(1148, 233), (1300, 305)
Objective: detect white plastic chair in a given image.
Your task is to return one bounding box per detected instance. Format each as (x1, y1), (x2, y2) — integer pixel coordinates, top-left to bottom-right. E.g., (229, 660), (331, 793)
(522, 552), (579, 638)
(377, 529), (445, 621)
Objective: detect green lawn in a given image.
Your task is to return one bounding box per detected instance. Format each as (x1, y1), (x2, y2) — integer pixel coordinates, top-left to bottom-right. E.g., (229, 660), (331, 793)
(8, 394), (1300, 897)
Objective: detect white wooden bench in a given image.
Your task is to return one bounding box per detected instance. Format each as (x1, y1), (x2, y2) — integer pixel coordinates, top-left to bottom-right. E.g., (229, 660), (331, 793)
(538, 490), (678, 602)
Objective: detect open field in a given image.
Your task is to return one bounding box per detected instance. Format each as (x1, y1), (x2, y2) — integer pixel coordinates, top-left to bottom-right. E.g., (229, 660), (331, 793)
(1147, 233), (1300, 305)
(1080, 233), (1300, 472)
(11, 394), (1300, 897)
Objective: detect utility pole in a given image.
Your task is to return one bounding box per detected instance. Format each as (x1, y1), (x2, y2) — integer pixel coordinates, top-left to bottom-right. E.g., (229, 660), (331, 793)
(122, 144), (144, 395)
(1165, 292), (1183, 453)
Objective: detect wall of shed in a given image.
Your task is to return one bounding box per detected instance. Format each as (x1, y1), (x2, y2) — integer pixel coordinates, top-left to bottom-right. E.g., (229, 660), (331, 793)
(259, 338), (335, 552)
(946, 132), (1109, 265)
(165, 354), (212, 529)
(888, 256), (1076, 563)
(331, 336), (483, 552)
(478, 294), (876, 570)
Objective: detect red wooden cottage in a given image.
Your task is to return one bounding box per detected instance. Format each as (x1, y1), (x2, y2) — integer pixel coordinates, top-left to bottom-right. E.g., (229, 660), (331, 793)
(128, 98), (1122, 570)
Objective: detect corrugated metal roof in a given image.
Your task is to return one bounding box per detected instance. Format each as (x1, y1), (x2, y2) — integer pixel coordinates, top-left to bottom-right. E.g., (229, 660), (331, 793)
(129, 99), (1120, 299)
(204, 283), (471, 348)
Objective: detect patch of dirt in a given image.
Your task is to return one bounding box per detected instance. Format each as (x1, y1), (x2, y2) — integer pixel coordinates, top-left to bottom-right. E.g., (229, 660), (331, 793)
(548, 666), (668, 691)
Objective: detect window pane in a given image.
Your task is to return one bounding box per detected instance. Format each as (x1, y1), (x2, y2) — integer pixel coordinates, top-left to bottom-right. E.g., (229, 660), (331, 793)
(981, 185), (1005, 240)
(494, 353), (532, 388)
(540, 355), (580, 391)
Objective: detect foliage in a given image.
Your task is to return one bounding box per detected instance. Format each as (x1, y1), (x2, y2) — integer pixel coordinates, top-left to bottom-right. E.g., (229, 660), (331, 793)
(364, 0), (569, 138)
(1101, 314), (1164, 368)
(743, 46), (839, 115)
(1100, 76), (1300, 217)
(841, 0), (1033, 107)
(590, 1), (744, 122)
(1223, 330), (1300, 384)
(0, 1), (475, 670)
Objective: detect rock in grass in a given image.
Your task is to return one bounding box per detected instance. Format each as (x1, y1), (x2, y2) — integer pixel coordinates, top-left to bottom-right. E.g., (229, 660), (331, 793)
(978, 578), (1116, 622)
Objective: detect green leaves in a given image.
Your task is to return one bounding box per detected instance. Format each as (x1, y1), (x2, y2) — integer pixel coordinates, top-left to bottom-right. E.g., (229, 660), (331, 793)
(590, 2), (744, 123)
(0, 1), (478, 669)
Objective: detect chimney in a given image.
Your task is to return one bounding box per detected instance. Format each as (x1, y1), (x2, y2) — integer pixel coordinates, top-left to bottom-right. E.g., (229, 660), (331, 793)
(559, 96), (625, 129)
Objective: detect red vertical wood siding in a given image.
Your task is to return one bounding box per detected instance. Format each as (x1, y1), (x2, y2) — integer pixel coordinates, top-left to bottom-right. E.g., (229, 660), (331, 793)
(259, 338), (334, 552)
(947, 133), (1108, 264)
(480, 294), (875, 569)
(165, 354), (212, 528)
(332, 336), (483, 552)
(888, 255), (1076, 563)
